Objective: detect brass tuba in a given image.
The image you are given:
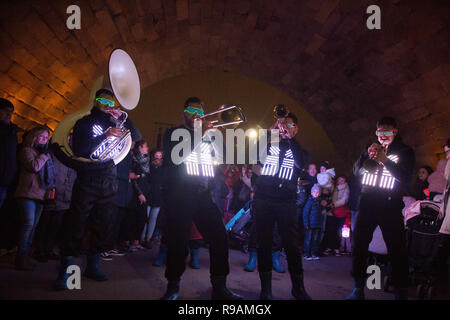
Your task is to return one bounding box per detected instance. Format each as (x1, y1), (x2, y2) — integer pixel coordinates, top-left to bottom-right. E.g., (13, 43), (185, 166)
(52, 49), (141, 166)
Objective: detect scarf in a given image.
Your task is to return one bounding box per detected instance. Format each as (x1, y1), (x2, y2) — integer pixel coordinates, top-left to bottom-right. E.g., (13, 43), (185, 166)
(39, 154), (56, 190)
(133, 151), (150, 176)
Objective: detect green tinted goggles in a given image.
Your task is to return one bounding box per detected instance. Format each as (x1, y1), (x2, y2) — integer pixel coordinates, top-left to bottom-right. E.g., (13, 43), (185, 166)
(96, 98), (115, 107)
(184, 106), (204, 116)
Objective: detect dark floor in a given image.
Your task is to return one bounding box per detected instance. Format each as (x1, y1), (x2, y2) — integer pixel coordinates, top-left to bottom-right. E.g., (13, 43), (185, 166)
(0, 247), (448, 300)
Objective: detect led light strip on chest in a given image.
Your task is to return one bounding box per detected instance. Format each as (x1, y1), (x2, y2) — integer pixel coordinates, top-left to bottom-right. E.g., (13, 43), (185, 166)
(185, 142), (215, 177)
(361, 154), (399, 189)
(261, 146), (294, 180)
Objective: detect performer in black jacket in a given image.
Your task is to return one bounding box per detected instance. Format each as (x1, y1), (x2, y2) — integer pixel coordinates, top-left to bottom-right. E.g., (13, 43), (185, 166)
(160, 97), (242, 300)
(54, 88), (140, 290)
(253, 109), (311, 300)
(346, 116), (415, 300)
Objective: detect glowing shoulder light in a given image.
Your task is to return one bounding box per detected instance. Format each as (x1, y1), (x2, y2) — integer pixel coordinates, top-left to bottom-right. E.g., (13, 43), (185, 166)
(361, 154), (399, 190)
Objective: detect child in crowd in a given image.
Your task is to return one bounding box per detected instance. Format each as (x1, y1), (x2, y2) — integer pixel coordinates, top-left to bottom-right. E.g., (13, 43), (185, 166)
(340, 213), (352, 255)
(303, 184), (323, 260)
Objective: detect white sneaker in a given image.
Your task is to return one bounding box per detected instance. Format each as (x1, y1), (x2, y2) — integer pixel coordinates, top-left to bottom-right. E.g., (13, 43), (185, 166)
(108, 249), (125, 256)
(312, 255), (320, 260)
(100, 252), (113, 261)
(334, 250), (341, 256)
(304, 256), (313, 261)
(128, 246), (139, 252)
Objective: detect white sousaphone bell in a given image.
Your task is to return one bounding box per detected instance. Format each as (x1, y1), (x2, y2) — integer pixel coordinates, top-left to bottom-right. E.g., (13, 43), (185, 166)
(52, 49), (141, 165)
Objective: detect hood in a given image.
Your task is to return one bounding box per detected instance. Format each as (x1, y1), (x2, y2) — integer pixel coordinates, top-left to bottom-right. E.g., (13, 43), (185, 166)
(428, 159), (447, 193)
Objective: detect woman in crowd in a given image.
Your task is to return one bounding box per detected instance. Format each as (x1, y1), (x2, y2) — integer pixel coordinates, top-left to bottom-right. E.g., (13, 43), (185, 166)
(428, 159), (447, 201)
(128, 140), (151, 252)
(141, 149), (164, 248)
(14, 126), (55, 270)
(322, 175), (350, 256)
(410, 166), (433, 200)
(33, 142), (77, 262)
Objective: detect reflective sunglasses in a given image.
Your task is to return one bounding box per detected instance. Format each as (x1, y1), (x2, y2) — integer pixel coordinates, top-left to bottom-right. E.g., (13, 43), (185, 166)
(287, 123), (297, 128)
(184, 106), (205, 116)
(376, 129), (397, 137)
(96, 98), (115, 107)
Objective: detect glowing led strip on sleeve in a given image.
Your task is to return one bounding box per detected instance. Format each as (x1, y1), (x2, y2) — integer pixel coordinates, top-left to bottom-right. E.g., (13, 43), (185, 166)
(261, 146), (294, 181)
(361, 154), (399, 189)
(185, 142), (215, 177)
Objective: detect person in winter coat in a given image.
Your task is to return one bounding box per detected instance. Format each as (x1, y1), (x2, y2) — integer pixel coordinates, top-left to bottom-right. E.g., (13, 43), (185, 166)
(303, 184), (323, 260)
(409, 166), (433, 200)
(323, 175), (350, 256)
(317, 161), (336, 192)
(14, 126), (54, 270)
(141, 149), (164, 247)
(428, 159), (447, 200)
(436, 139), (450, 291)
(33, 150), (76, 262)
(0, 98), (19, 209)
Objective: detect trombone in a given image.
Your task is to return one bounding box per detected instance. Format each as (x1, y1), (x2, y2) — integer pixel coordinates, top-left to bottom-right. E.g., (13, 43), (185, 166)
(200, 105), (246, 128)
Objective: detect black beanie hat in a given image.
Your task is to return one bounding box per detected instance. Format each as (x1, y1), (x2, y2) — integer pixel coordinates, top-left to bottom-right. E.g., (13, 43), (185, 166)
(320, 161), (329, 170)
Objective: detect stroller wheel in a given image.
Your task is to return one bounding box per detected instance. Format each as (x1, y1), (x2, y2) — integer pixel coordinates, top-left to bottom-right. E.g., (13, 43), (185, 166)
(416, 284), (426, 300)
(426, 286), (434, 300)
(383, 275), (391, 292)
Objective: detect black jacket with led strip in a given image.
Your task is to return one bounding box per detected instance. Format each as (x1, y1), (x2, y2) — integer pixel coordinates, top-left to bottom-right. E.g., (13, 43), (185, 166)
(254, 137), (309, 202)
(162, 125), (217, 192)
(353, 136), (415, 199)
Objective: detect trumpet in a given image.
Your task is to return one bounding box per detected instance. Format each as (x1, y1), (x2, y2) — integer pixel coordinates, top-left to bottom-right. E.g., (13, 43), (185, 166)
(200, 105), (246, 128)
(363, 143), (387, 173)
(273, 104), (289, 119)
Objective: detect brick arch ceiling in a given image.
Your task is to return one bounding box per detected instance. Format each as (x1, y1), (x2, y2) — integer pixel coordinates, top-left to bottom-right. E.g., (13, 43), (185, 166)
(0, 0), (448, 169)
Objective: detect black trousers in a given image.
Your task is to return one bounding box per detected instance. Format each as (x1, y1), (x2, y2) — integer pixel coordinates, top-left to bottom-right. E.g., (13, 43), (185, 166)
(60, 175), (117, 256)
(253, 198), (303, 274)
(248, 214), (282, 252)
(322, 216), (346, 250)
(34, 209), (66, 254)
(164, 188), (229, 281)
(119, 203), (147, 242)
(352, 192), (409, 288)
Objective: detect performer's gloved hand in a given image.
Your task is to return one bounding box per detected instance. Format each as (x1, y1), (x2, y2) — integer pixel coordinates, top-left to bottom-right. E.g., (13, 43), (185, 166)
(106, 127), (122, 138)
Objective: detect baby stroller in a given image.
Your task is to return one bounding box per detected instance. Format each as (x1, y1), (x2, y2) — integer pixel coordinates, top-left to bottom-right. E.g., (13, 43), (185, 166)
(405, 200), (442, 300)
(225, 200), (253, 253)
